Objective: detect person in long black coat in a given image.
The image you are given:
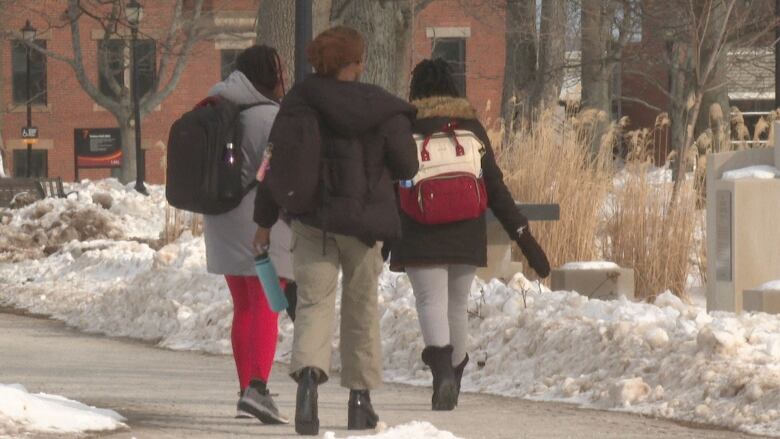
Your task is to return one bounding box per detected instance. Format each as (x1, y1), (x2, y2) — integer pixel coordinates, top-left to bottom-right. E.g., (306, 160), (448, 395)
(389, 59), (550, 411)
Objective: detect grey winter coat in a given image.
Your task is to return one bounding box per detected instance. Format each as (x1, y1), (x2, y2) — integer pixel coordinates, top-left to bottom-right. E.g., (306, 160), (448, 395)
(202, 71), (292, 277)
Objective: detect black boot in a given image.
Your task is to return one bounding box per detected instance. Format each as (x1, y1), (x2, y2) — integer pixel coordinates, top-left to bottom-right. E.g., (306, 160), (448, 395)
(295, 368), (321, 435)
(453, 353), (469, 406)
(348, 390), (378, 430)
(238, 379), (289, 424)
(421, 345), (457, 411)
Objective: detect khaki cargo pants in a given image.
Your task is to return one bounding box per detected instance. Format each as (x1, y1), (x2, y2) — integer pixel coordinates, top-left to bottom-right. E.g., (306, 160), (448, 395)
(290, 221), (384, 390)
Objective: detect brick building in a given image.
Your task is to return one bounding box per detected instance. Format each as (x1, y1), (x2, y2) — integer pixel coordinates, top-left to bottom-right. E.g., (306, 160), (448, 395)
(4, 1), (775, 183)
(2, 0), (260, 183)
(1, 0), (511, 183)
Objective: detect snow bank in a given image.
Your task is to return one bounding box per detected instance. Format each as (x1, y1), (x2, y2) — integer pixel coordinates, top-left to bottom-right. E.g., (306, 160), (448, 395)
(758, 280), (780, 291)
(722, 165), (780, 180)
(0, 383), (125, 437)
(323, 421), (461, 439)
(0, 179), (165, 262)
(6, 180), (780, 436)
(560, 261), (620, 270)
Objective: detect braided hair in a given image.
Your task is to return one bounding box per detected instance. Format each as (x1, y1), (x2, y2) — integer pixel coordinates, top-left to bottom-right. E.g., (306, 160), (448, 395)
(236, 44), (283, 99)
(409, 58), (461, 101)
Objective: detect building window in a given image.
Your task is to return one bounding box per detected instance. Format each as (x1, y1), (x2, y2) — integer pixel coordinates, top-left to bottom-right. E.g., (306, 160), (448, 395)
(98, 39), (156, 100)
(12, 40), (47, 105)
(432, 38), (466, 97)
(13, 149), (47, 177)
(221, 49), (241, 80)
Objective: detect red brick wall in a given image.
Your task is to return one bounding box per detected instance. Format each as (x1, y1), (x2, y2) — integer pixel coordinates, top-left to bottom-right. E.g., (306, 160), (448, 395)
(3, 0), (255, 183)
(412, 1), (505, 127)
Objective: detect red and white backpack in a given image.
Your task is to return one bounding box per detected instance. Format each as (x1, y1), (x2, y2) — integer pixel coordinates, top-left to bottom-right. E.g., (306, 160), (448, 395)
(398, 121), (488, 225)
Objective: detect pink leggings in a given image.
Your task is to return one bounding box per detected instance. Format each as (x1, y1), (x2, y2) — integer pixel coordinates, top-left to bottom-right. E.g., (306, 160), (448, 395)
(225, 275), (281, 390)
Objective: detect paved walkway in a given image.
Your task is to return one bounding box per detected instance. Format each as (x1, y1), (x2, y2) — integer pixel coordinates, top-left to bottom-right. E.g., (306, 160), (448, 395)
(0, 311), (766, 439)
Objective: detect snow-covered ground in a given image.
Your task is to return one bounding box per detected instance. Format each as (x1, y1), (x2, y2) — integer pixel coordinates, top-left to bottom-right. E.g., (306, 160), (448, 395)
(4, 180), (780, 437)
(325, 421), (461, 439)
(0, 383), (125, 437)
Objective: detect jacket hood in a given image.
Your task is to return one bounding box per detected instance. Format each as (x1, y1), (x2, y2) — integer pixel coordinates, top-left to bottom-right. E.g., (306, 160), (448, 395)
(412, 96), (477, 120)
(209, 71), (276, 106)
(298, 75), (416, 135)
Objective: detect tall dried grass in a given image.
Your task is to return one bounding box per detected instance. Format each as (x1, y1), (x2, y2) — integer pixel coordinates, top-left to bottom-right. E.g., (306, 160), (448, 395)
(498, 110), (614, 271)
(603, 163), (697, 300)
(162, 205), (203, 245)
(497, 110), (699, 300)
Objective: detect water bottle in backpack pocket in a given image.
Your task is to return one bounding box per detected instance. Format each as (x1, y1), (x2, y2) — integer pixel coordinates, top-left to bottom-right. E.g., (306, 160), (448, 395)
(254, 251), (289, 312)
(217, 142), (242, 200)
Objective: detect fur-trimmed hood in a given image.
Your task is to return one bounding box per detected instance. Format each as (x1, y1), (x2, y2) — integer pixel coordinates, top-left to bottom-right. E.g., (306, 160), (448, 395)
(411, 96), (478, 120)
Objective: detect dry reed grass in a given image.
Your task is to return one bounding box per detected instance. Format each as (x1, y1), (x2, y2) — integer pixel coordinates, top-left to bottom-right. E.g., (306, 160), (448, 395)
(162, 205), (203, 245)
(497, 110), (699, 300)
(603, 163), (697, 300)
(498, 111), (614, 273)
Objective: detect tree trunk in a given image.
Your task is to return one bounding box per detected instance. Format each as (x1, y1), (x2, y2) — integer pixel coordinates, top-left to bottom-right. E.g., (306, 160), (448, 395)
(331, 0), (413, 96)
(534, 0), (566, 110)
(694, 2), (731, 153)
(256, 0), (295, 85)
(501, 0), (537, 132)
(313, 0), (333, 35)
(580, 0), (614, 114)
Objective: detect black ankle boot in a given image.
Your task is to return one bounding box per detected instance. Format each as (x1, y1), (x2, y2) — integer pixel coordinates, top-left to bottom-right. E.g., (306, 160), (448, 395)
(348, 390), (378, 430)
(453, 353), (469, 406)
(421, 345), (457, 411)
(295, 368), (321, 435)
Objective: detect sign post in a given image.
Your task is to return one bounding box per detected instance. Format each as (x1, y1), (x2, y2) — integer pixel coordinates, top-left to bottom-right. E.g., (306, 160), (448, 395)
(73, 128), (122, 181)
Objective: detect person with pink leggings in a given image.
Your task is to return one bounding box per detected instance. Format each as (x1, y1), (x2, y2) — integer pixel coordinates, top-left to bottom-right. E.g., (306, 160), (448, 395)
(202, 45), (292, 425)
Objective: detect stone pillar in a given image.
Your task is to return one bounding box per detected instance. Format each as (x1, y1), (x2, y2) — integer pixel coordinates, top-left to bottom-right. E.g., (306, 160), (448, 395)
(705, 127), (780, 312)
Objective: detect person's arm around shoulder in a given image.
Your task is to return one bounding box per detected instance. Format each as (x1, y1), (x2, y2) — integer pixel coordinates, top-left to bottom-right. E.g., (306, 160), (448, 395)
(381, 113), (419, 180)
(474, 123), (550, 278)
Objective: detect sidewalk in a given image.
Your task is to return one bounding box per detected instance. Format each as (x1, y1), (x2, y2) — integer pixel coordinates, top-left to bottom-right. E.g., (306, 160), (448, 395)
(0, 310), (766, 439)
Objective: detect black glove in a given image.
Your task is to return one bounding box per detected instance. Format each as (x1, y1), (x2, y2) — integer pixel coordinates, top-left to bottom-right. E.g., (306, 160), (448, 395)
(515, 228), (551, 278)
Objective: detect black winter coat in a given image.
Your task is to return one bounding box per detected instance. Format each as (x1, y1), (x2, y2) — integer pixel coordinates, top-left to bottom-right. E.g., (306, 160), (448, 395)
(254, 75), (419, 245)
(389, 96), (529, 268)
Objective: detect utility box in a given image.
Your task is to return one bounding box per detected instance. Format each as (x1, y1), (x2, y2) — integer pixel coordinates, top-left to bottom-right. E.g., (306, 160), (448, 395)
(551, 265), (635, 300)
(706, 128), (780, 313)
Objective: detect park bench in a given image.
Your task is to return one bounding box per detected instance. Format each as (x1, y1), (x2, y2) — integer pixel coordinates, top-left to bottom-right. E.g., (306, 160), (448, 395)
(0, 177), (73, 208)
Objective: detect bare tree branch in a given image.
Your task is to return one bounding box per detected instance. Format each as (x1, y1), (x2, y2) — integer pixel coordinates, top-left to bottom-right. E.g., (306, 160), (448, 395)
(66, 0), (122, 116)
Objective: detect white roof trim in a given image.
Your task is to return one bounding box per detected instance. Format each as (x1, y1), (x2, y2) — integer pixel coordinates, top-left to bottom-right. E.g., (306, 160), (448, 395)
(426, 27), (471, 39)
(729, 91), (774, 100)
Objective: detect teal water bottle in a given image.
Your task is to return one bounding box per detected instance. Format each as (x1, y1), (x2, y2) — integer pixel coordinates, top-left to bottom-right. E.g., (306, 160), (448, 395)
(254, 251), (288, 312)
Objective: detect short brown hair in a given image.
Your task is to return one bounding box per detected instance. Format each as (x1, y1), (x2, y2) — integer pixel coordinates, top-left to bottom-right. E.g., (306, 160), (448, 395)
(306, 26), (365, 77)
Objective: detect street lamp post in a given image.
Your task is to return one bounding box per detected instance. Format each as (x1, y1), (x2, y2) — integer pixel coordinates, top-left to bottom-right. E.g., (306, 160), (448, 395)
(294, 0), (312, 83)
(21, 20), (36, 178)
(127, 0), (147, 195)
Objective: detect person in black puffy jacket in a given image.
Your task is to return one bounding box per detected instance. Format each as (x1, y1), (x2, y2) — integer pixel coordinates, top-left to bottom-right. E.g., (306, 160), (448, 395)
(389, 59), (550, 412)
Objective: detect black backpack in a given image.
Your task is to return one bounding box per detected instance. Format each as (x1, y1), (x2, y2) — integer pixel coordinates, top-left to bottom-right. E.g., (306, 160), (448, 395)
(165, 96), (268, 214)
(264, 93), (323, 214)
